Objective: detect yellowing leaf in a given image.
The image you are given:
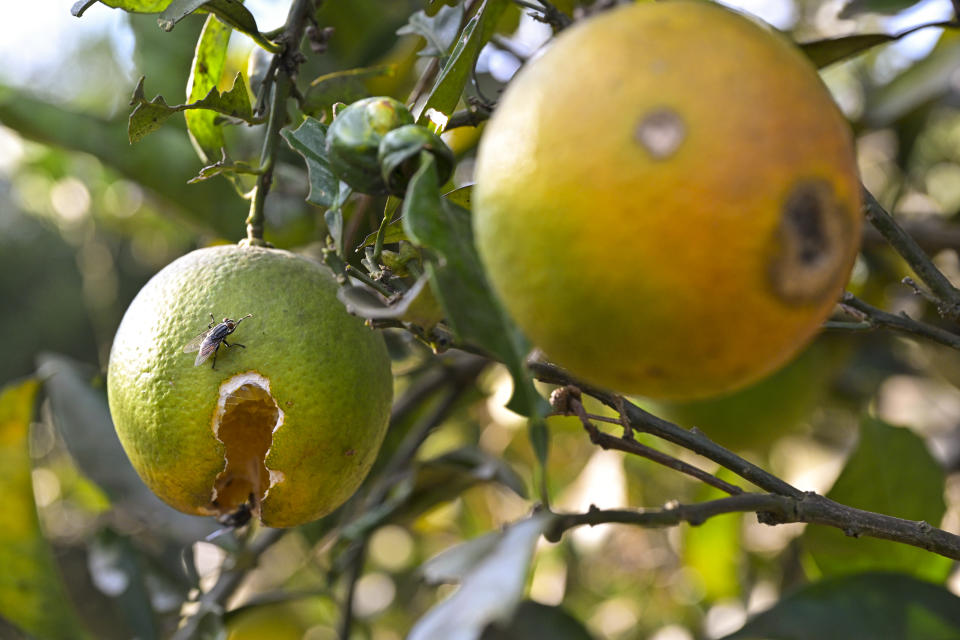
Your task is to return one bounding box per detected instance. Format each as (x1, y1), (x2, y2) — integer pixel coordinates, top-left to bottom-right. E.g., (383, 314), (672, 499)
(0, 379), (90, 640)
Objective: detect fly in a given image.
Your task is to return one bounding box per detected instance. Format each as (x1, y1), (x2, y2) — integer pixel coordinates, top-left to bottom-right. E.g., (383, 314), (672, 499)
(183, 313), (253, 369)
(205, 497), (255, 541)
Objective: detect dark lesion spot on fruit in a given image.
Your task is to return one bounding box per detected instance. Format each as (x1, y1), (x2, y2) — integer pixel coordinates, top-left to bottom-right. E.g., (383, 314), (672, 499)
(769, 179), (853, 305)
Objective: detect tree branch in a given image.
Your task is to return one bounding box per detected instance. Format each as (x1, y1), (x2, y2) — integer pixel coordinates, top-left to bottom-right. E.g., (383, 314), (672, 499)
(513, 0), (573, 29)
(530, 359), (803, 498)
(862, 215), (960, 255)
(244, 0), (316, 245)
(833, 291), (960, 350)
(863, 188), (960, 319)
(172, 529), (286, 640)
(548, 386), (744, 496)
(532, 360), (960, 561)
(545, 492), (960, 560)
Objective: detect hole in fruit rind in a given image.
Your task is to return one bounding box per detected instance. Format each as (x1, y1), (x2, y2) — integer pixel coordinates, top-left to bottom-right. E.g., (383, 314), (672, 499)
(208, 372), (284, 521)
(768, 179), (852, 305)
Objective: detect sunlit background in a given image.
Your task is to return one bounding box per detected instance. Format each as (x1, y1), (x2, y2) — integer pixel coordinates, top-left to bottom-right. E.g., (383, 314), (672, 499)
(4, 1), (960, 639)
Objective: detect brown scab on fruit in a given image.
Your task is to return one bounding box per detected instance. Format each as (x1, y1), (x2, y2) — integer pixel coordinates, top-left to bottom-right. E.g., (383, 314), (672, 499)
(635, 108), (686, 159)
(769, 179), (852, 305)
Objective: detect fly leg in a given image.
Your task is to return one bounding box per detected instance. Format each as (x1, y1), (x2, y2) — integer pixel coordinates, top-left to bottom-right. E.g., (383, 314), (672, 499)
(212, 340), (245, 369)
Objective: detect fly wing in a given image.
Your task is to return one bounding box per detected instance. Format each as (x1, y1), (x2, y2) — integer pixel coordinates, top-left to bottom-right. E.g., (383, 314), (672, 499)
(182, 330), (210, 353)
(194, 339), (218, 366)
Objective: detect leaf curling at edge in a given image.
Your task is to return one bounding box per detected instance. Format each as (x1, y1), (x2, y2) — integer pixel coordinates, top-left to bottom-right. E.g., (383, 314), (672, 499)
(397, 4), (466, 58)
(73, 0), (173, 16)
(157, 0), (282, 52)
(127, 73), (260, 144)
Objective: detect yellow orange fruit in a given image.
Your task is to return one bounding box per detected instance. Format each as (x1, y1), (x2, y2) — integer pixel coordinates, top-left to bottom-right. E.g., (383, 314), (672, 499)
(473, 0), (861, 400)
(107, 245), (392, 527)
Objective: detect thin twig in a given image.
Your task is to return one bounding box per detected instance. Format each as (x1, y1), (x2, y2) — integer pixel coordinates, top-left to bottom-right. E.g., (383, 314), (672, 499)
(172, 529), (286, 640)
(545, 493), (960, 561)
(531, 359), (803, 498)
(863, 188), (960, 319)
(533, 361), (960, 562)
(337, 540), (367, 640)
(490, 34), (529, 62)
(244, 0), (316, 245)
(513, 0), (573, 29)
(548, 387), (743, 496)
(834, 292), (960, 350)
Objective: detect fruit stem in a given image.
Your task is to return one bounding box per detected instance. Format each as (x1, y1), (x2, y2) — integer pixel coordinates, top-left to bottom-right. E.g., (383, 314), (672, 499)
(245, 0), (318, 245)
(371, 196), (402, 264)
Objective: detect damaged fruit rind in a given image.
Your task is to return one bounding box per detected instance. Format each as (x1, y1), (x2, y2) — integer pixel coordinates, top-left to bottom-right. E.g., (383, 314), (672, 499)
(107, 245), (393, 528)
(472, 0), (861, 400)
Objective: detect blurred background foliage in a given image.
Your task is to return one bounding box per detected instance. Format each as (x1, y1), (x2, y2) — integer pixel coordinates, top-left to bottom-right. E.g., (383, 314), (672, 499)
(3, 0), (960, 638)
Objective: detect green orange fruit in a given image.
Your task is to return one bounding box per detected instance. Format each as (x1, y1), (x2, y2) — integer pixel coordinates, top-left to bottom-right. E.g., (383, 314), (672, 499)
(107, 244), (392, 527)
(326, 96), (415, 194)
(473, 0), (861, 400)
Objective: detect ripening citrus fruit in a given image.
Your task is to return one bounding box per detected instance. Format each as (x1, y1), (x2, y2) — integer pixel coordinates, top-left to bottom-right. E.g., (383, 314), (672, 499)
(473, 0), (862, 400)
(107, 244), (392, 528)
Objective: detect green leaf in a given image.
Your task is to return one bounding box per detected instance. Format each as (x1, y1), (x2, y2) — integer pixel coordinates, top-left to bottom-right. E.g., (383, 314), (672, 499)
(401, 153), (547, 423)
(188, 152), (261, 183)
(839, 0), (924, 18)
(802, 34), (898, 68)
(0, 378), (91, 640)
(397, 4), (466, 57)
(411, 515), (552, 640)
(722, 572), (960, 640)
(281, 117), (340, 208)
(417, 0), (509, 126)
(185, 14), (232, 163)
(158, 0), (281, 52)
(444, 184), (472, 209)
(73, 0), (173, 15)
(359, 219), (409, 249)
(74, 0), (279, 51)
(159, 0), (223, 29)
(802, 417), (951, 581)
(305, 64), (399, 119)
(800, 21), (956, 68)
(481, 601), (594, 640)
(128, 73), (257, 144)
